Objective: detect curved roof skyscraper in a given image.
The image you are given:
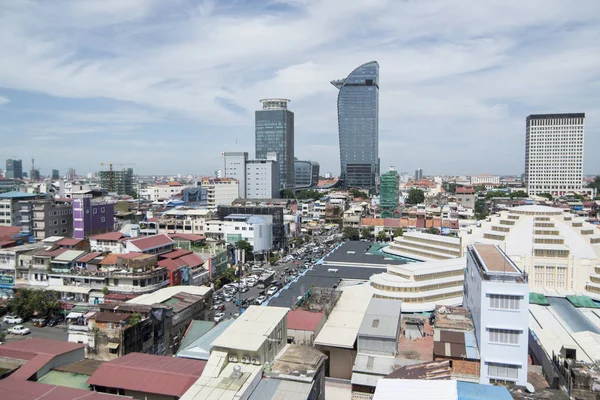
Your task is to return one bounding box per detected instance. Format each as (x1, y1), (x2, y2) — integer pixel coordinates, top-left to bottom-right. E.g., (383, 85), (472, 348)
(331, 61), (379, 190)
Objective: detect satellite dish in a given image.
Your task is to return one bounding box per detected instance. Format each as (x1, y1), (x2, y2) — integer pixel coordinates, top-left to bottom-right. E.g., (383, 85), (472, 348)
(525, 383), (535, 393)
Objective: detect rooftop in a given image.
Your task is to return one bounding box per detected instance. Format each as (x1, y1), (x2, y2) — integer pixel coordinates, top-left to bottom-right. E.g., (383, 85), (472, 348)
(211, 306), (289, 352)
(77, 252), (103, 263)
(127, 285), (211, 305)
(287, 309), (325, 332)
(87, 353), (206, 397)
(126, 233), (173, 251)
(92, 312), (130, 323)
(90, 231), (125, 241)
(358, 298), (402, 339)
(53, 358), (104, 376)
(0, 379), (130, 400)
(434, 305), (475, 331)
(323, 241), (408, 266)
(177, 319), (235, 361)
(267, 344), (327, 381)
(372, 378), (513, 400)
(0, 191), (38, 199)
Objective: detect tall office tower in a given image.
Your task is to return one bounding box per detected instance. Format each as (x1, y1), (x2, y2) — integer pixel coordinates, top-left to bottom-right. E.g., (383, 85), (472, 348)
(5, 159), (23, 179)
(525, 113), (585, 196)
(331, 61), (379, 190)
(66, 168), (77, 180)
(52, 169), (60, 180)
(414, 168), (423, 181)
(255, 98), (295, 190)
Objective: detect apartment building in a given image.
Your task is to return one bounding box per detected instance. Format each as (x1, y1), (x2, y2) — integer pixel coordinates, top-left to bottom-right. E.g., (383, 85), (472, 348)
(99, 168), (134, 196)
(463, 244), (529, 386)
(72, 196), (115, 239)
(470, 175), (500, 186)
(156, 208), (214, 236)
(222, 214), (274, 253)
(223, 152), (280, 199)
(525, 113), (585, 196)
(20, 199), (73, 240)
(200, 177), (239, 210)
(218, 205), (285, 249)
(139, 181), (190, 201)
(0, 191), (39, 226)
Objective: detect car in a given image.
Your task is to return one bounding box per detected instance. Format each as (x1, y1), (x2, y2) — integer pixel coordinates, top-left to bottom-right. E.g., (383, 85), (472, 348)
(213, 304), (225, 311)
(223, 295), (233, 303)
(266, 287), (278, 296)
(255, 295), (267, 305)
(214, 313), (225, 323)
(47, 315), (64, 327)
(264, 268), (275, 274)
(8, 325), (30, 335)
(3, 315), (23, 324)
(240, 286), (249, 293)
(32, 318), (47, 327)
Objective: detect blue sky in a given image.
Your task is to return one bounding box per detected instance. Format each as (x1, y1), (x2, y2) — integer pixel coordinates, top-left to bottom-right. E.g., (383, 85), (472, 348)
(1, 0), (599, 177)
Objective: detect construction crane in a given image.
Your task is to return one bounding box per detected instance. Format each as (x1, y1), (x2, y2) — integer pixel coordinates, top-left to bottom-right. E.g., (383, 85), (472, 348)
(100, 162), (135, 193)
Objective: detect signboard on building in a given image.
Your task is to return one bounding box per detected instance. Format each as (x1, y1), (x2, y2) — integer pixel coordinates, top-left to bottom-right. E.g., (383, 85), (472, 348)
(0, 275), (14, 286)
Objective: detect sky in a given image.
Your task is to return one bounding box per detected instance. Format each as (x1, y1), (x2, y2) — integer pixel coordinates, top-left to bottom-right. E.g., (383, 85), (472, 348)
(1, 0), (599, 177)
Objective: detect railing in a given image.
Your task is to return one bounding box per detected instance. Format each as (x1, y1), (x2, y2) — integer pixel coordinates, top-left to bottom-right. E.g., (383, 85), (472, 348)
(68, 325), (89, 332)
(109, 280), (169, 294)
(352, 393), (374, 400)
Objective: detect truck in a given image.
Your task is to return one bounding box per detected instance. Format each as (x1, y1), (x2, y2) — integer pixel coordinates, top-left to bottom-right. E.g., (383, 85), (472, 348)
(257, 272), (275, 289)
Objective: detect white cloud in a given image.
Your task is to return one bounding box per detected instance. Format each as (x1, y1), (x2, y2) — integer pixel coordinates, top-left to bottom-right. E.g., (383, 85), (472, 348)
(0, 0), (599, 175)
(0, 96), (9, 105)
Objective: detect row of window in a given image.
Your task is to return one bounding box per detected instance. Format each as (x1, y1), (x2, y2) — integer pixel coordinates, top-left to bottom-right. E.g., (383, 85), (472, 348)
(489, 294), (521, 310)
(488, 328), (520, 344)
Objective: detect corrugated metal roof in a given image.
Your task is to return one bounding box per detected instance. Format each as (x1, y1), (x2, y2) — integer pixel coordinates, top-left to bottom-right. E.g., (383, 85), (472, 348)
(0, 379), (129, 400)
(77, 252), (103, 263)
(286, 309), (324, 332)
(0, 338), (84, 356)
(352, 354), (396, 376)
(358, 298), (402, 339)
(90, 232), (125, 241)
(373, 379), (457, 400)
(53, 250), (85, 262)
(87, 353), (206, 397)
(126, 233), (173, 251)
(351, 372), (383, 388)
(457, 381), (512, 400)
(248, 378), (312, 400)
(179, 320), (216, 351)
(177, 319), (234, 360)
(161, 249), (193, 259)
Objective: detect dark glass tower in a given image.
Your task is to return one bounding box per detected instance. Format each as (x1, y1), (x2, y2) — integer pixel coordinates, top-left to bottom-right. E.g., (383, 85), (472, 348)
(332, 61), (379, 190)
(255, 99), (295, 190)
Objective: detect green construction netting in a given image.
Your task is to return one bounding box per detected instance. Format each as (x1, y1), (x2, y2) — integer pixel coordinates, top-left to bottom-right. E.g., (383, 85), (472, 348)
(529, 293), (550, 306)
(566, 295), (600, 308)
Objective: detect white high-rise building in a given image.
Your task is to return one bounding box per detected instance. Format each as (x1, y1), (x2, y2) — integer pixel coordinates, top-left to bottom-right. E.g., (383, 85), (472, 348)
(463, 243), (529, 386)
(525, 113), (585, 196)
(223, 152), (279, 199)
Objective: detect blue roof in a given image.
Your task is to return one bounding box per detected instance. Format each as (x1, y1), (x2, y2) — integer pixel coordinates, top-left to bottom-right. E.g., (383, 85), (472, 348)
(457, 381), (512, 400)
(0, 191), (38, 199)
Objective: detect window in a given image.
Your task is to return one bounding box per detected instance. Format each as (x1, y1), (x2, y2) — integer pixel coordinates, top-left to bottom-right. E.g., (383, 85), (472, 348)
(61, 219), (66, 224)
(61, 229), (67, 234)
(372, 318), (380, 328)
(489, 294), (520, 310)
(366, 356), (375, 370)
(488, 328), (520, 344)
(488, 363), (519, 380)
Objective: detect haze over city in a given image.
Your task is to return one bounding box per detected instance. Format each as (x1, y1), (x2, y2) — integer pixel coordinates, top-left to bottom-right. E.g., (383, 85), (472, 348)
(1, 0), (600, 176)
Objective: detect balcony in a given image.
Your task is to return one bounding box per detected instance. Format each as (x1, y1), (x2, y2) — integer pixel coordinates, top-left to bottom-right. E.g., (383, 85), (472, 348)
(109, 280), (170, 294)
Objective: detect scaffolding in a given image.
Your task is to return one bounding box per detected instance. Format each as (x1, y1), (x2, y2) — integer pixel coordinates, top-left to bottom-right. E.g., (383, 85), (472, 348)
(380, 169), (399, 218)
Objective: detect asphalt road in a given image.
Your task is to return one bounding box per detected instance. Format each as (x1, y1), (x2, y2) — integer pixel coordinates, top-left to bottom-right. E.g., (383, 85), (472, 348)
(1, 321), (67, 343)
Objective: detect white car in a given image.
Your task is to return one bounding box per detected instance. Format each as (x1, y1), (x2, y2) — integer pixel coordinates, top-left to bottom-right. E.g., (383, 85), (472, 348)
(214, 313), (225, 323)
(8, 325), (30, 335)
(3, 315), (23, 324)
(255, 295), (267, 305)
(264, 268), (275, 274)
(266, 287), (279, 296)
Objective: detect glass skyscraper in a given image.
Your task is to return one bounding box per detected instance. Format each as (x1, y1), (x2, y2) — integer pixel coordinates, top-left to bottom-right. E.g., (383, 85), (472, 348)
(255, 98), (295, 190)
(332, 61), (379, 190)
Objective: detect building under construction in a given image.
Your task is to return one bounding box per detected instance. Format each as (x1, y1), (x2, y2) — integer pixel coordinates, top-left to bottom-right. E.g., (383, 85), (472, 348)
(380, 167), (400, 218)
(99, 168), (134, 196)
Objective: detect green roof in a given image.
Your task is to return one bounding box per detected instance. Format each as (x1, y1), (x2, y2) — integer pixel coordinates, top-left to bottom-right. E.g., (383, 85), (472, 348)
(0, 191), (38, 199)
(178, 320), (216, 351)
(529, 293), (550, 306)
(38, 371), (90, 390)
(566, 295), (599, 308)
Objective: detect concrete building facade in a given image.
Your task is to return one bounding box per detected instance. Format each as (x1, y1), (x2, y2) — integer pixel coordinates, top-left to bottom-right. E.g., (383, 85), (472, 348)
(72, 197), (115, 239)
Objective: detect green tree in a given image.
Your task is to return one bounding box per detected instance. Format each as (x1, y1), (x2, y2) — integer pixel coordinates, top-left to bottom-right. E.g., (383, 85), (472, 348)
(442, 182), (456, 194)
(538, 193), (553, 200)
(281, 189), (295, 199)
(393, 227), (404, 237)
(474, 199), (488, 220)
(236, 240), (253, 258)
(587, 175), (600, 191)
(509, 190), (528, 199)
(485, 190), (508, 200)
(101, 286), (109, 295)
(342, 227), (360, 241)
(360, 228), (373, 239)
(349, 189), (369, 199)
(426, 227), (440, 235)
(405, 188), (425, 205)
(473, 185), (487, 192)
(8, 288), (60, 320)
(377, 230), (389, 242)
(128, 312), (142, 326)
(0, 329), (5, 342)
(296, 190), (321, 201)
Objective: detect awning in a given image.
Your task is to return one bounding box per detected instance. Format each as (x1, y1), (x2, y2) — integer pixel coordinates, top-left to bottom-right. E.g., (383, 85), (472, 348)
(107, 343), (120, 350)
(66, 312), (84, 319)
(48, 285), (92, 294)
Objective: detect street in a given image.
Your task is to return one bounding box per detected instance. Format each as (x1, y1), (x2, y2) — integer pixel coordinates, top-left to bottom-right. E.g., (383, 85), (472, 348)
(1, 321), (67, 343)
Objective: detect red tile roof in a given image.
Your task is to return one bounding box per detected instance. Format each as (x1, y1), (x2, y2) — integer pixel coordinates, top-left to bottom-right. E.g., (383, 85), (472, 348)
(87, 353), (206, 397)
(287, 309), (325, 331)
(40, 248), (69, 257)
(93, 312), (131, 323)
(99, 253), (119, 265)
(456, 186), (475, 194)
(158, 258), (188, 271)
(161, 249), (193, 259)
(126, 234), (173, 251)
(78, 252), (103, 263)
(90, 232), (125, 241)
(57, 238), (84, 246)
(0, 226), (22, 241)
(180, 253), (204, 268)
(0, 379), (127, 400)
(169, 233), (206, 242)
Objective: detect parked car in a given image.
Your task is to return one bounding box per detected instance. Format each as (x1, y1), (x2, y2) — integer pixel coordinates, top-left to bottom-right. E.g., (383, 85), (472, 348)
(240, 286), (249, 293)
(255, 295), (267, 305)
(213, 304), (225, 312)
(8, 325), (30, 335)
(223, 295), (233, 303)
(214, 313), (225, 323)
(3, 315), (23, 324)
(32, 318), (47, 327)
(266, 287), (279, 296)
(47, 315), (64, 327)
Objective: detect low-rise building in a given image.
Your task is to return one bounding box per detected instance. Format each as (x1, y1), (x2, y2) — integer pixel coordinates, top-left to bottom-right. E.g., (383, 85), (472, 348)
(72, 196), (115, 239)
(201, 177), (239, 210)
(20, 198), (74, 240)
(156, 208), (214, 236)
(286, 309), (326, 346)
(89, 231), (126, 253)
(0, 190), (39, 227)
(124, 233), (174, 255)
(222, 214), (273, 253)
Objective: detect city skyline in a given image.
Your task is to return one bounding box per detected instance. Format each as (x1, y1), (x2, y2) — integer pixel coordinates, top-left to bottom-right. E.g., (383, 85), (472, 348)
(1, 1), (600, 176)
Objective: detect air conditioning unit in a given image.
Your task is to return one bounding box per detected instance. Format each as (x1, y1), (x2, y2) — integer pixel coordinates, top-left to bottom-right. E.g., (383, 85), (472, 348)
(251, 357), (260, 365)
(228, 355), (239, 362)
(241, 356), (250, 364)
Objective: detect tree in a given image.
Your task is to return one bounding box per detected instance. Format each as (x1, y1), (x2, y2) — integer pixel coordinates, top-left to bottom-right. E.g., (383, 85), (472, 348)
(128, 312), (142, 326)
(474, 199), (488, 220)
(393, 227), (404, 237)
(587, 175), (600, 191)
(350, 189), (369, 199)
(8, 288), (60, 320)
(377, 230), (389, 242)
(405, 188), (425, 205)
(360, 228), (373, 239)
(442, 182), (456, 194)
(342, 227), (360, 241)
(509, 190), (528, 199)
(426, 227), (440, 235)
(485, 190), (508, 200)
(296, 189), (321, 201)
(473, 185), (487, 192)
(281, 189), (295, 199)
(236, 240), (253, 258)
(101, 286), (109, 295)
